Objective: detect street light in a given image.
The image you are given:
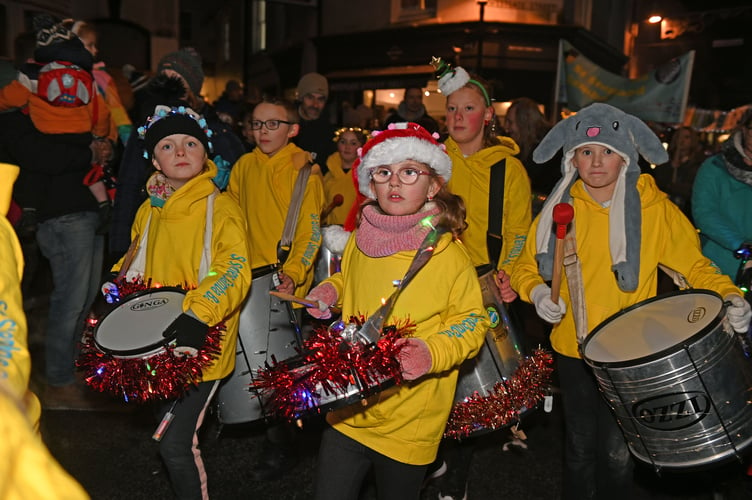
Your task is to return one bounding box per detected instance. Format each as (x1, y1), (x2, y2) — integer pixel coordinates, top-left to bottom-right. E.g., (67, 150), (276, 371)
(477, 0), (488, 72)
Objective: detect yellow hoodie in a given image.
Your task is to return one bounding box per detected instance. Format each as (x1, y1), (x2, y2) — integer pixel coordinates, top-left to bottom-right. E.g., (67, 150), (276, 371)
(227, 143), (326, 298)
(324, 232), (489, 465)
(444, 137), (532, 274)
(512, 174), (742, 358)
(113, 161), (252, 381)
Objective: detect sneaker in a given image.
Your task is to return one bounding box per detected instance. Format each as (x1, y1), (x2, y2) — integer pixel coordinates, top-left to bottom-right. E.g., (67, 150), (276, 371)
(435, 463), (468, 500)
(437, 486), (467, 500)
(423, 458), (447, 487)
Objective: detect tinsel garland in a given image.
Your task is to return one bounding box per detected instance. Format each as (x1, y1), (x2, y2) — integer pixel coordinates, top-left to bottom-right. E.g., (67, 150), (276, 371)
(77, 278), (225, 403)
(253, 317), (413, 420)
(444, 349), (554, 439)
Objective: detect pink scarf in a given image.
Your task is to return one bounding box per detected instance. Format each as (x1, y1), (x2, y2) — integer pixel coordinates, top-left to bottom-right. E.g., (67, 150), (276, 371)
(355, 204), (441, 257)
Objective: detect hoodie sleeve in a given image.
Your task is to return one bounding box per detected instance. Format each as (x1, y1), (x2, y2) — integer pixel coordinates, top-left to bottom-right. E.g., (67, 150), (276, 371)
(499, 156), (532, 275)
(183, 195), (252, 326)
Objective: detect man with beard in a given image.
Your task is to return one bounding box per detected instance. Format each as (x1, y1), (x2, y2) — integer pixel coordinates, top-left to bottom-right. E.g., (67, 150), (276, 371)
(292, 72), (336, 174)
(382, 86), (439, 135)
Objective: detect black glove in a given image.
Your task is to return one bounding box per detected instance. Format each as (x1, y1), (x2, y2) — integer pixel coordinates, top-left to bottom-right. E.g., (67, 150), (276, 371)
(162, 313), (209, 358)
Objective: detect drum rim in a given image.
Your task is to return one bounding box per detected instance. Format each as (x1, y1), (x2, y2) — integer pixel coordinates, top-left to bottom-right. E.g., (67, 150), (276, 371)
(581, 289), (725, 368)
(251, 264), (278, 280)
(93, 286), (186, 357)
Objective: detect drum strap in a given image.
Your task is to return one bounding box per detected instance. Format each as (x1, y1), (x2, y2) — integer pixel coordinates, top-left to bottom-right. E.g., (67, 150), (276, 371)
(562, 221), (589, 343)
(277, 164), (313, 265)
(486, 159), (506, 268)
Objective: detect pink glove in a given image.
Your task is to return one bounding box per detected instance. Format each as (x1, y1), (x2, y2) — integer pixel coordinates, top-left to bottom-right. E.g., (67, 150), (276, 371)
(496, 269), (518, 303)
(396, 338), (432, 381)
(305, 282), (338, 319)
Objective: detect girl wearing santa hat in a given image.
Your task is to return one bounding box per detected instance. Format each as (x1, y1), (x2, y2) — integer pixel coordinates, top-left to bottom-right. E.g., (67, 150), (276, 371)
(305, 122), (489, 500)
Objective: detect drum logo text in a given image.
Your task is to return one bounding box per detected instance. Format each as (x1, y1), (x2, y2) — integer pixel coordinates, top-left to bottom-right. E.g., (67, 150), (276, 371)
(130, 298), (170, 312)
(632, 391), (710, 431)
(686, 307), (706, 324)
(486, 305), (500, 329)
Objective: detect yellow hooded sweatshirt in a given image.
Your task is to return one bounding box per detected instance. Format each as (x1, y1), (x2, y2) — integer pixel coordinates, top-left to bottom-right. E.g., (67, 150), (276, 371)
(112, 161), (252, 381)
(444, 137), (532, 274)
(323, 232), (489, 465)
(512, 174), (742, 359)
(227, 143), (325, 298)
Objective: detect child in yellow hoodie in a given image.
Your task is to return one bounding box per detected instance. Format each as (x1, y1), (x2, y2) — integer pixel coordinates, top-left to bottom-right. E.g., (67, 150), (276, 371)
(305, 122), (489, 500)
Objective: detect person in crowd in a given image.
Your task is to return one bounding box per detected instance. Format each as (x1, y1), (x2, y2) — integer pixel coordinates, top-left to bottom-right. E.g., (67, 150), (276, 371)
(110, 47), (244, 258)
(214, 79), (245, 129)
(69, 19), (133, 146)
(692, 109), (752, 280)
(226, 96), (326, 480)
(323, 126), (369, 226)
(1, 163), (89, 499)
(382, 86), (440, 135)
(504, 97), (561, 214)
(304, 122), (488, 500)
(239, 104), (257, 153)
(0, 15), (114, 233)
(511, 102), (751, 500)
(292, 72), (337, 173)
(109, 105), (251, 499)
(0, 56), (107, 410)
(650, 125), (704, 218)
(426, 58), (532, 500)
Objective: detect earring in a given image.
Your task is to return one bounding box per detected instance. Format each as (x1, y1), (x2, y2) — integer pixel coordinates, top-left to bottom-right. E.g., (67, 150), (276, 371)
(484, 119), (490, 126)
(427, 195), (434, 202)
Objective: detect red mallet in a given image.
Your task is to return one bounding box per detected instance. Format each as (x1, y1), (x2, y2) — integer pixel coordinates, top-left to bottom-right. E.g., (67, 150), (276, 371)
(551, 203), (574, 301)
(321, 194), (344, 221)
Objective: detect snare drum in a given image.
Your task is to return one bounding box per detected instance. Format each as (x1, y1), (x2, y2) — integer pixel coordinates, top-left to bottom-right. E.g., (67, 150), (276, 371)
(216, 265), (302, 424)
(80, 287), (221, 402)
(314, 241), (342, 286)
(450, 266), (528, 435)
(582, 290), (752, 470)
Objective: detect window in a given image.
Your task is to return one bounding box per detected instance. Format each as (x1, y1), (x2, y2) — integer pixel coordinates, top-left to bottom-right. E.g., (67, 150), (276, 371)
(392, 0), (437, 23)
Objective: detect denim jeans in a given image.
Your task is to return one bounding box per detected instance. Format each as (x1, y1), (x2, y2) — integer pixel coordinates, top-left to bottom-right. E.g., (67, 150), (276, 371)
(36, 211), (103, 386)
(557, 353), (634, 500)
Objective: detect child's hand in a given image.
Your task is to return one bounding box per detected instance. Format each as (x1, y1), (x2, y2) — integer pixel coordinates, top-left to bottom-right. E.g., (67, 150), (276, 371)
(530, 283), (567, 324)
(305, 283), (338, 319)
(725, 294), (751, 333)
(275, 272), (295, 295)
(495, 269), (518, 303)
(396, 338), (432, 380)
(162, 312), (209, 358)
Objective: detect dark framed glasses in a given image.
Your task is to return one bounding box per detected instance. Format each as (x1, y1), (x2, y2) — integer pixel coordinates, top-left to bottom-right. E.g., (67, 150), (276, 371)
(250, 119), (293, 130)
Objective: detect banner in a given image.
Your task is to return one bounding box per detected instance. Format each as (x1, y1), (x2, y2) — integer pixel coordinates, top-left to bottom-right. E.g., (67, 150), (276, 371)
(555, 40), (694, 123)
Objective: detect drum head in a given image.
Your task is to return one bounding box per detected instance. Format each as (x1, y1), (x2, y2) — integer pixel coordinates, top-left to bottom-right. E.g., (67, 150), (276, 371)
(583, 290), (723, 365)
(94, 288), (186, 358)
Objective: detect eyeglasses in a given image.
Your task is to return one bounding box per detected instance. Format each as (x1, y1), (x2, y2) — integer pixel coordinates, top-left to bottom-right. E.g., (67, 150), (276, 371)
(250, 119), (293, 130)
(370, 166), (432, 185)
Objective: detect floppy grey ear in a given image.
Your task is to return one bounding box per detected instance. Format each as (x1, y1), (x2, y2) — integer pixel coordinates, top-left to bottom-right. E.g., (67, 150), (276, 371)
(533, 118), (569, 164)
(626, 114), (669, 165)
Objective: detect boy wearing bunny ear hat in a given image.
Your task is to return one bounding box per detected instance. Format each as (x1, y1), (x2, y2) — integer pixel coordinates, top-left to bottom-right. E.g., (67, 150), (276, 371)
(511, 102), (751, 500)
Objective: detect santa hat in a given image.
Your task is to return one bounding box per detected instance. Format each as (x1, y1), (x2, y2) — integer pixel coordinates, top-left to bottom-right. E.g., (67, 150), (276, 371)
(532, 103), (668, 292)
(355, 122), (451, 199)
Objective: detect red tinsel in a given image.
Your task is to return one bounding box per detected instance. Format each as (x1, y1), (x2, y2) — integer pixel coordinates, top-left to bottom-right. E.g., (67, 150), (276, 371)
(253, 317), (413, 420)
(444, 349), (554, 439)
(77, 278), (225, 403)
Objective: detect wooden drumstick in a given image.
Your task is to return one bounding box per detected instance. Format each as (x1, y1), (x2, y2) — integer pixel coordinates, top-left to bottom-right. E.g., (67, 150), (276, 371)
(321, 194), (344, 222)
(551, 203), (574, 301)
(269, 290), (341, 315)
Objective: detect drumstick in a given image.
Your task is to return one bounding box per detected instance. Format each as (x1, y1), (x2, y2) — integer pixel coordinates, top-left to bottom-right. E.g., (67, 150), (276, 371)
(269, 290), (341, 315)
(551, 203), (574, 301)
(321, 194), (344, 222)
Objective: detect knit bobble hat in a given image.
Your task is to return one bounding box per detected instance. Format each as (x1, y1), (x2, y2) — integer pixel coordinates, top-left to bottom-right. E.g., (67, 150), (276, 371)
(157, 48), (204, 96)
(297, 72), (329, 99)
(355, 122), (451, 199)
(32, 14), (92, 70)
(139, 105), (213, 160)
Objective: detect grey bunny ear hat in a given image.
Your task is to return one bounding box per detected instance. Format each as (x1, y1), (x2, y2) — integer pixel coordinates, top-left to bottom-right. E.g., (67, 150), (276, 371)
(533, 103), (668, 292)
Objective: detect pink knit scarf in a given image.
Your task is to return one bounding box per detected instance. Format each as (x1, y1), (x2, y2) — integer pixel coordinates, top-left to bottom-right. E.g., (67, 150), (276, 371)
(356, 204), (441, 257)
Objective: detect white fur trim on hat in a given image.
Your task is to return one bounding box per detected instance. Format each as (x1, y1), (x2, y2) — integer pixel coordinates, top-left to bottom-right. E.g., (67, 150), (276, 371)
(438, 66), (470, 96)
(356, 122), (451, 199)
